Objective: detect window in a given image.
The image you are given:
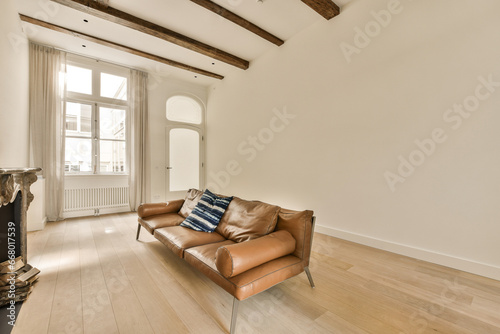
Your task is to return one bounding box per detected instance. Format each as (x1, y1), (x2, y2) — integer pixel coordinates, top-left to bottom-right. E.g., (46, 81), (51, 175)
(65, 102), (93, 173)
(101, 73), (127, 100)
(67, 65), (92, 95)
(166, 95), (202, 124)
(99, 107), (126, 173)
(63, 56), (129, 174)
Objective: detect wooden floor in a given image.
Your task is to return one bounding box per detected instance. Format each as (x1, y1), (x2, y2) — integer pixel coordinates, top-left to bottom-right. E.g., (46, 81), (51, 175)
(11, 213), (500, 334)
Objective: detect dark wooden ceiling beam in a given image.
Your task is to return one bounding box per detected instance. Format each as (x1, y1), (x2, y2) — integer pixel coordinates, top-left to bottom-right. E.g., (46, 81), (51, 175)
(189, 0), (284, 46)
(50, 0), (249, 69)
(301, 0), (340, 20)
(19, 14), (224, 80)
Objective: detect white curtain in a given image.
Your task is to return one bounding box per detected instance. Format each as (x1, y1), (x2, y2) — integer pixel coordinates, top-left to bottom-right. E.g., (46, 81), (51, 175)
(128, 70), (149, 211)
(29, 43), (66, 221)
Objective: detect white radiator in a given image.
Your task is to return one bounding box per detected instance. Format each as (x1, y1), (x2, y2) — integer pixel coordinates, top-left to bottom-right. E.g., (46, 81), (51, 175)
(64, 186), (130, 215)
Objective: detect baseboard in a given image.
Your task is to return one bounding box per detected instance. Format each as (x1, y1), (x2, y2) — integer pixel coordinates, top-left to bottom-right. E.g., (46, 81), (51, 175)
(315, 224), (500, 282)
(27, 217), (47, 232)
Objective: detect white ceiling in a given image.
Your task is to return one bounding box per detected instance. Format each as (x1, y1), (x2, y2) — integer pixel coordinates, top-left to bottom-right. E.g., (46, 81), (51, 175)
(17, 0), (350, 86)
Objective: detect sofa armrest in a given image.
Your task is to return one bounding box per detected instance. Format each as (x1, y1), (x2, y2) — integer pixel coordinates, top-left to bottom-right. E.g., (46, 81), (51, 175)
(137, 199), (184, 218)
(215, 230), (296, 278)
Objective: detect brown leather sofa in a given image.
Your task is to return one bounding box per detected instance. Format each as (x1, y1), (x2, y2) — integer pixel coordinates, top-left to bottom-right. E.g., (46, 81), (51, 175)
(136, 189), (316, 333)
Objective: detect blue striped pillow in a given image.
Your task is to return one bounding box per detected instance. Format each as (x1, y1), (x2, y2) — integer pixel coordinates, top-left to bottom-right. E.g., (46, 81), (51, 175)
(180, 189), (233, 233)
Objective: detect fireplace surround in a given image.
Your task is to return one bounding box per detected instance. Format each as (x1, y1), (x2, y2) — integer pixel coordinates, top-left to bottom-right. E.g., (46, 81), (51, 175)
(0, 168), (42, 307)
(0, 168), (41, 264)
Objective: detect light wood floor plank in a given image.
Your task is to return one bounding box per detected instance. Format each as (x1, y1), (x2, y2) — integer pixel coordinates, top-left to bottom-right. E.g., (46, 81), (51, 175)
(89, 217), (154, 334)
(100, 215), (190, 334)
(108, 214), (225, 334)
(146, 239), (235, 329)
(78, 217), (119, 334)
(47, 219), (83, 334)
(12, 223), (66, 334)
(314, 311), (370, 334)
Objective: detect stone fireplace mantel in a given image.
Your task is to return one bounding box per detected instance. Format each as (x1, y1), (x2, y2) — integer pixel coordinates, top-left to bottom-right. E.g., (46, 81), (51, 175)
(0, 168), (42, 307)
(0, 167), (41, 264)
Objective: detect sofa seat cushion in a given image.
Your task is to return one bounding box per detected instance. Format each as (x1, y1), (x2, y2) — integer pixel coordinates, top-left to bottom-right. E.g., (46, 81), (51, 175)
(185, 244), (303, 301)
(154, 226), (226, 258)
(184, 240), (236, 271)
(139, 213), (185, 234)
(215, 197), (280, 243)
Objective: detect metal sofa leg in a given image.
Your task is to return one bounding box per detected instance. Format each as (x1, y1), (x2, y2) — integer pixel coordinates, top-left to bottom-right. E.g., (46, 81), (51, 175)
(136, 223), (141, 240)
(230, 297), (240, 334)
(304, 266), (315, 288)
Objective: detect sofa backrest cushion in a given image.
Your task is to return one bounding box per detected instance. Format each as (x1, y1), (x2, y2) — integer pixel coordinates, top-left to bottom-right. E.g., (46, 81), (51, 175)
(215, 197), (280, 243)
(179, 188), (204, 218)
(276, 209), (314, 263)
(180, 189), (233, 232)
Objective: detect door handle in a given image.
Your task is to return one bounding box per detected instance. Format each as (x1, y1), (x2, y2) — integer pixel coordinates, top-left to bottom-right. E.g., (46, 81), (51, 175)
(166, 167), (173, 170)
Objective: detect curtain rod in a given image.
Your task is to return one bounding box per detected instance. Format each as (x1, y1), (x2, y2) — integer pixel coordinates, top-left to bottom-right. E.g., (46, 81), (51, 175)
(29, 41), (148, 74)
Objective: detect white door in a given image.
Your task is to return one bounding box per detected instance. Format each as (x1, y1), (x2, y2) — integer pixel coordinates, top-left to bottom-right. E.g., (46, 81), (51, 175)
(165, 95), (204, 200)
(166, 126), (203, 200)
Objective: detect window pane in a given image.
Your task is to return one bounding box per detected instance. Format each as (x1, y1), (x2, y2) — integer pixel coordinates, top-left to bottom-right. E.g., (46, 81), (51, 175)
(67, 65), (92, 95)
(99, 107), (126, 140)
(65, 138), (92, 172)
(66, 102), (92, 137)
(100, 140), (126, 173)
(166, 96), (202, 124)
(169, 128), (199, 191)
(101, 73), (127, 100)
(66, 115), (77, 131)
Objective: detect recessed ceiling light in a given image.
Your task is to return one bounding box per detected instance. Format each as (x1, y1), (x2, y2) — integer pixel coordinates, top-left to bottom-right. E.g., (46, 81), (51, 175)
(194, 76), (198, 78)
(82, 45), (87, 47)
(83, 19), (89, 23)
(212, 62), (215, 65)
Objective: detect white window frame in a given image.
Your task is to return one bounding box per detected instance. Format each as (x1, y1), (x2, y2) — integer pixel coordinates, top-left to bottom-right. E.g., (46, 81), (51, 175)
(64, 54), (130, 176)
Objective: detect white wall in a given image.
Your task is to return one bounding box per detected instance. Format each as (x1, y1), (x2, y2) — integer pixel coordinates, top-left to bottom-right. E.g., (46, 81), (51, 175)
(206, 0), (500, 280)
(27, 176), (46, 231)
(0, 0), (30, 167)
(147, 75), (207, 203)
